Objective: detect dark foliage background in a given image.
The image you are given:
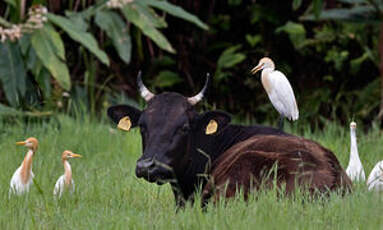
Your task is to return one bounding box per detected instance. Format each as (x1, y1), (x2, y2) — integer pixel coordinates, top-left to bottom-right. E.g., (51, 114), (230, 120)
(0, 0), (381, 129)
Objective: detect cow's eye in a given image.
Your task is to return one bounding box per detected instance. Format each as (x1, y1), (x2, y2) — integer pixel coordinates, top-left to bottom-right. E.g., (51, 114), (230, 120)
(180, 123), (190, 133)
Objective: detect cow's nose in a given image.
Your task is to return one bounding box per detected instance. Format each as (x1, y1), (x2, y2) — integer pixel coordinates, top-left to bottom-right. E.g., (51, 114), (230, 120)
(136, 158), (155, 178)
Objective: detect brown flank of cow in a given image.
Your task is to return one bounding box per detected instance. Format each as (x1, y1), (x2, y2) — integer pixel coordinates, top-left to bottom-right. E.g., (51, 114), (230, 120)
(202, 135), (352, 203)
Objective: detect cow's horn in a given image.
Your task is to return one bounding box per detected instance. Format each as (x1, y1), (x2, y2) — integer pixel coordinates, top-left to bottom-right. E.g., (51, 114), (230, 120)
(137, 71), (155, 102)
(188, 73), (210, 105)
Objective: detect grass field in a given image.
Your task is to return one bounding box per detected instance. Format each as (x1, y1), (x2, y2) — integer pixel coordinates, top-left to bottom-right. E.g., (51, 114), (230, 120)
(0, 115), (382, 229)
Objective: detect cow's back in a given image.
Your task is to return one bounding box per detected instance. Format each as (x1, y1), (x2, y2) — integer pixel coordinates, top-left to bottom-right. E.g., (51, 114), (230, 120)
(202, 135), (352, 202)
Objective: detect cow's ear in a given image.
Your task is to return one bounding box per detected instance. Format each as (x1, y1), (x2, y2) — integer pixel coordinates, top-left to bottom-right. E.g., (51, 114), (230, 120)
(107, 105), (142, 131)
(196, 110), (231, 135)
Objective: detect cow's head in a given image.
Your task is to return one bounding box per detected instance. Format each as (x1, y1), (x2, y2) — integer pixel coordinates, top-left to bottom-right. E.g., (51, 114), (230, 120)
(108, 72), (231, 185)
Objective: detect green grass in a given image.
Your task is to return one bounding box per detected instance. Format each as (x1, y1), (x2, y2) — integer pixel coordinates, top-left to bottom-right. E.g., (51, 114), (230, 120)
(0, 115), (382, 229)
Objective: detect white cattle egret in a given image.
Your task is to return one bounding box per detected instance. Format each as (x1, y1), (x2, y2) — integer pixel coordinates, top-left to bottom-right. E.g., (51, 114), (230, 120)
(53, 150), (82, 197)
(345, 122), (365, 181)
(251, 57), (299, 129)
(9, 137), (38, 196)
(367, 161), (383, 191)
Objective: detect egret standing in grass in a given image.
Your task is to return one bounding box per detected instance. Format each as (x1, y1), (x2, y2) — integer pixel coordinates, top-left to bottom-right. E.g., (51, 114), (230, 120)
(9, 137), (38, 195)
(367, 161), (383, 191)
(346, 122), (365, 182)
(54, 150), (82, 198)
(251, 57), (299, 130)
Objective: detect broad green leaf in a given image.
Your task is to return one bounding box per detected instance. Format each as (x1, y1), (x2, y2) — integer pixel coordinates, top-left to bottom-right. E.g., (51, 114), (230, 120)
(0, 103), (22, 116)
(0, 42), (27, 106)
(292, 0), (302, 11)
(313, 0), (324, 19)
(19, 34), (31, 55)
(217, 45), (246, 70)
(324, 47), (349, 71)
(301, 6), (379, 23)
(153, 71), (182, 88)
(70, 4), (99, 20)
(228, 0), (242, 6)
(32, 0), (48, 5)
(47, 13), (110, 65)
(215, 45), (245, 83)
(31, 27), (71, 90)
(35, 68), (52, 98)
(0, 17), (12, 27)
(45, 24), (66, 60)
(214, 69), (231, 83)
(0, 103), (52, 117)
(95, 11), (132, 64)
(134, 1), (167, 28)
(245, 34), (262, 47)
(26, 43), (39, 71)
(65, 11), (89, 31)
(121, 4), (175, 53)
(140, 0), (209, 30)
(337, 0), (366, 3)
(275, 21), (306, 48)
(153, 55), (176, 67)
(4, 0), (16, 7)
(350, 52), (369, 74)
(27, 49), (51, 98)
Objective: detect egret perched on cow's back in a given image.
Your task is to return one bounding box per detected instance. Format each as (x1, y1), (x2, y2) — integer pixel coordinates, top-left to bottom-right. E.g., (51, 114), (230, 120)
(367, 161), (383, 191)
(54, 150), (82, 198)
(251, 57), (299, 130)
(346, 122), (365, 182)
(9, 137), (38, 196)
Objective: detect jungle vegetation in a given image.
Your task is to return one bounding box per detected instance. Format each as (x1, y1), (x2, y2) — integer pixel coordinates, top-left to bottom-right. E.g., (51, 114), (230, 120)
(0, 0), (382, 128)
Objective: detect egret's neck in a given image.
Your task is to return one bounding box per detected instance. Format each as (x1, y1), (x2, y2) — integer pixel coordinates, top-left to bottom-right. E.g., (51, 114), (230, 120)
(20, 149), (34, 184)
(262, 67), (274, 75)
(349, 129), (361, 162)
(262, 67), (275, 73)
(261, 67), (275, 94)
(63, 160), (72, 186)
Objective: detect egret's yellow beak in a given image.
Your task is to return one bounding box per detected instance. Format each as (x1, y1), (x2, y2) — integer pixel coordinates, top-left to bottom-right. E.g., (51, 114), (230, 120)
(71, 153), (82, 158)
(251, 64), (263, 75)
(16, 141), (26, 146)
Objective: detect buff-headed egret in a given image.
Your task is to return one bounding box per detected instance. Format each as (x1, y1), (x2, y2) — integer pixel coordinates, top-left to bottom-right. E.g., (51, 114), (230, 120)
(251, 57), (299, 129)
(9, 137), (38, 195)
(367, 161), (383, 191)
(345, 122), (365, 181)
(53, 150), (82, 197)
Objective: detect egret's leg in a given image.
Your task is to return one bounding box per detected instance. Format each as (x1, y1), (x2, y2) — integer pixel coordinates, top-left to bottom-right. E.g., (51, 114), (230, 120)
(278, 116), (284, 130)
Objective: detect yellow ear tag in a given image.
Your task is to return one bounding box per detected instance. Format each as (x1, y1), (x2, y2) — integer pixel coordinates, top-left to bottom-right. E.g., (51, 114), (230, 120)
(205, 119), (218, 135)
(117, 116), (132, 131)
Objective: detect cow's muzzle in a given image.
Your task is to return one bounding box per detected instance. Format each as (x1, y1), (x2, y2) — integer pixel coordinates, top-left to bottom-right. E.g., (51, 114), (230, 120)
(135, 157), (173, 184)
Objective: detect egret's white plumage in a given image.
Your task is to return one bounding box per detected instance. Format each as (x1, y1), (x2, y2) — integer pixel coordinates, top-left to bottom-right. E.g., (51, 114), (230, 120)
(251, 57), (299, 122)
(366, 161), (383, 191)
(54, 150), (82, 198)
(54, 173), (74, 198)
(9, 137), (38, 196)
(345, 122), (365, 182)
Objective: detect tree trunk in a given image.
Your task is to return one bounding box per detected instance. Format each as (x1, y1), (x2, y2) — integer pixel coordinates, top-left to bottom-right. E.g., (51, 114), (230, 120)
(376, 23), (383, 121)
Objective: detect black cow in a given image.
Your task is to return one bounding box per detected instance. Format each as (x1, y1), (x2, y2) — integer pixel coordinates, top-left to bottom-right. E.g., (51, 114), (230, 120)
(107, 72), (287, 206)
(108, 73), (352, 207)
